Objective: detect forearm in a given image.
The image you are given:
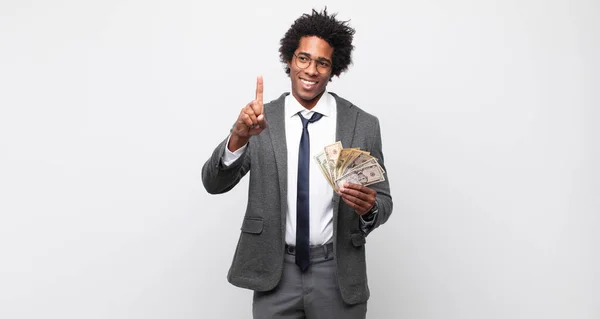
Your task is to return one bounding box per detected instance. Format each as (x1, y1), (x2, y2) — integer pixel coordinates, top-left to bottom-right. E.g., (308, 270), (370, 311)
(202, 136), (250, 194)
(371, 191), (392, 230)
(228, 132), (250, 152)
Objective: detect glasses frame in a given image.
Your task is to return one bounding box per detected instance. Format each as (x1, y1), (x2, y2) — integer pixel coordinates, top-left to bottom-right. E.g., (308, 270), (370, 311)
(293, 53), (332, 74)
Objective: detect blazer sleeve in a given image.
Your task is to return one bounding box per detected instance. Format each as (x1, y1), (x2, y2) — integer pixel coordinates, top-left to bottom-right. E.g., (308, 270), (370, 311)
(362, 117), (393, 235)
(202, 135), (251, 194)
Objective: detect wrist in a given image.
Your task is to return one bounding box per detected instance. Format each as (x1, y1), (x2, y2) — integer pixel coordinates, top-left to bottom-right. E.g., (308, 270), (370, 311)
(228, 132), (249, 152)
(361, 202), (378, 221)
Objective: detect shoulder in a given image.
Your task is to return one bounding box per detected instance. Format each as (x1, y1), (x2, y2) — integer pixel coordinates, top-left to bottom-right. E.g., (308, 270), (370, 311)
(329, 92), (379, 124)
(264, 93), (289, 112)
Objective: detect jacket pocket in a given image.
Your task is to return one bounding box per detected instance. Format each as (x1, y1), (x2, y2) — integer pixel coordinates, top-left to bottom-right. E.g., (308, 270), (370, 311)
(240, 217), (263, 234)
(351, 232), (366, 247)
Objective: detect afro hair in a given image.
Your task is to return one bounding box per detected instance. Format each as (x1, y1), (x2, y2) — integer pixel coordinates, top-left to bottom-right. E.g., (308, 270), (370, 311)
(279, 8), (356, 79)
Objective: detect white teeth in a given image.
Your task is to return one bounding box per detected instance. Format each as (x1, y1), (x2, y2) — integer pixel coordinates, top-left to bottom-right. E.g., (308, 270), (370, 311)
(301, 79), (316, 85)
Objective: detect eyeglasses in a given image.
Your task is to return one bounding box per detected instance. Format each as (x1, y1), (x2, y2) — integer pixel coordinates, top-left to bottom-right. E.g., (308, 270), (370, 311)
(293, 53), (332, 74)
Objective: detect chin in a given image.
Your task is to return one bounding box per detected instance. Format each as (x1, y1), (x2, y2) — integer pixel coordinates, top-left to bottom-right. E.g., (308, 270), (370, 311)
(301, 89), (324, 101)
(299, 93), (317, 101)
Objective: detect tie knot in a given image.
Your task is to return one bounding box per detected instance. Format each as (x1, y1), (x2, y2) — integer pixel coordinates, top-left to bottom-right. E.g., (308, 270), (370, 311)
(298, 112), (323, 129)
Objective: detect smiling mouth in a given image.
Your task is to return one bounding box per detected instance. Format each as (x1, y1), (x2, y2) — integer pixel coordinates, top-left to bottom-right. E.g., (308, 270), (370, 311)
(301, 78), (317, 85)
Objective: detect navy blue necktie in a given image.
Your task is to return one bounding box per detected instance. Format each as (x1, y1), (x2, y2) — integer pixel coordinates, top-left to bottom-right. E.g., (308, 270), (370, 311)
(296, 111), (323, 272)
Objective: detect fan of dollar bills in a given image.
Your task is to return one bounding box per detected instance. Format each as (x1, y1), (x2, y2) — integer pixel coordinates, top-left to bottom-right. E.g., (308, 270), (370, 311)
(314, 141), (386, 191)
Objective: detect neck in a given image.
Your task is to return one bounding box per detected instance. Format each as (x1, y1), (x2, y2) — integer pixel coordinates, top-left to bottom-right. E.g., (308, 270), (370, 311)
(293, 91), (325, 110)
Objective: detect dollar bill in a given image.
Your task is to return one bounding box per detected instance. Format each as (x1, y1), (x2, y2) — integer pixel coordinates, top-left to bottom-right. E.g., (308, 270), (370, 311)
(337, 150), (372, 178)
(324, 141), (342, 163)
(334, 149), (357, 181)
(314, 141), (386, 191)
(314, 151), (335, 188)
(323, 142), (341, 180)
(334, 163), (386, 190)
(350, 158), (382, 174)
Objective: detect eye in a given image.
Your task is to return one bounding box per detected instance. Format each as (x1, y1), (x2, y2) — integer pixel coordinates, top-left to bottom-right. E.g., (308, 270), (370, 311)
(318, 61), (331, 68)
(297, 55), (309, 62)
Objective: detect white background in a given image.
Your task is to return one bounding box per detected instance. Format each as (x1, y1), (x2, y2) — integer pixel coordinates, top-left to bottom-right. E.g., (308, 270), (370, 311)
(1, 0), (598, 318)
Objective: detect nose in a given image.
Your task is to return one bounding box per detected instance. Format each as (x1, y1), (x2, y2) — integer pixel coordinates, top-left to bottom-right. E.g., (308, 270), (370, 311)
(304, 61), (319, 76)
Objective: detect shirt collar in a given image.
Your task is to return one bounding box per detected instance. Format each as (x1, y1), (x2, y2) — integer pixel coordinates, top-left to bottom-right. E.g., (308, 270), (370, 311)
(286, 90), (333, 118)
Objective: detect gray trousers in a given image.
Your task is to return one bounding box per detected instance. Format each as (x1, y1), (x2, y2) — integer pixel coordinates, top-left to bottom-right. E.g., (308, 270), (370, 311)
(252, 244), (367, 319)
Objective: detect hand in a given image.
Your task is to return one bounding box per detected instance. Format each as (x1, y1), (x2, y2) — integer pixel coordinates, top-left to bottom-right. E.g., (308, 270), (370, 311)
(229, 76), (268, 151)
(338, 182), (377, 216)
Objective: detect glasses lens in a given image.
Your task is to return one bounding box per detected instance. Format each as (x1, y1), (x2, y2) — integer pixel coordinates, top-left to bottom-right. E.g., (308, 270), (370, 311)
(316, 61), (331, 73)
(295, 54), (331, 74)
(295, 55), (310, 68)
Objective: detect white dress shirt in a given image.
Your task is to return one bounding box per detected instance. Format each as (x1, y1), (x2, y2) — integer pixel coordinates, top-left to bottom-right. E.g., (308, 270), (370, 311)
(223, 91), (336, 246)
(283, 92), (337, 246)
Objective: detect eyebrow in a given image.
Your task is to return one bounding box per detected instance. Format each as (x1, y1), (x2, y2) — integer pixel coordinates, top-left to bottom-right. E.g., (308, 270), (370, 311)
(297, 51), (332, 64)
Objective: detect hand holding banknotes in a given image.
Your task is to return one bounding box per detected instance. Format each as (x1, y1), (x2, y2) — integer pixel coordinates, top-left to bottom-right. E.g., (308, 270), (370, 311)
(339, 182), (377, 216)
(314, 142), (386, 215)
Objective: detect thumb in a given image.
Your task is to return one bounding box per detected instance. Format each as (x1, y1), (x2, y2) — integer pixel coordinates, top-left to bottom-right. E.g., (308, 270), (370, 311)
(257, 114), (268, 128)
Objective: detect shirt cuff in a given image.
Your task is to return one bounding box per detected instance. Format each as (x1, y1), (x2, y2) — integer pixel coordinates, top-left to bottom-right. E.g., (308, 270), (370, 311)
(360, 214), (376, 228)
(222, 134), (248, 167)
(359, 203), (378, 233)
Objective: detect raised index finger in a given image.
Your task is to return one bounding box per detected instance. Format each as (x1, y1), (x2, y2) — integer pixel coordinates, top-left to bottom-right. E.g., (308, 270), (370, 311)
(255, 75), (264, 109)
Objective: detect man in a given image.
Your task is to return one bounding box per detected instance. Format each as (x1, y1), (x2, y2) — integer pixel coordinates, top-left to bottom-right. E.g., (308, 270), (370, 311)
(202, 8), (393, 318)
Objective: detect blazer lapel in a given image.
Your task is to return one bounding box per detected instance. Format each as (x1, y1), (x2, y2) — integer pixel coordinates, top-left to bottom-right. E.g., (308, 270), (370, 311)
(333, 94), (358, 152)
(265, 93), (289, 233)
(331, 93), (358, 236)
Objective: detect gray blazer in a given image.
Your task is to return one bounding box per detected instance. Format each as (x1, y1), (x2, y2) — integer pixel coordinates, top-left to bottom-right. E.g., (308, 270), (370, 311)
(202, 92), (393, 305)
